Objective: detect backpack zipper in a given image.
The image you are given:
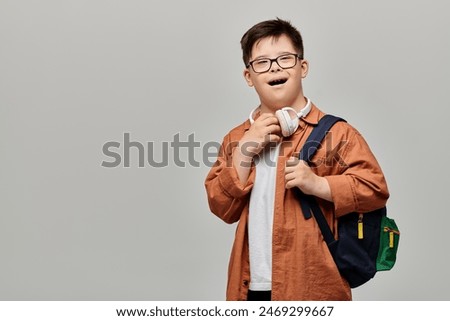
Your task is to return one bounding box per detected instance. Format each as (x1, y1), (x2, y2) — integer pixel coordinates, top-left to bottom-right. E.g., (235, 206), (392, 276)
(358, 213), (364, 239)
(384, 227), (400, 248)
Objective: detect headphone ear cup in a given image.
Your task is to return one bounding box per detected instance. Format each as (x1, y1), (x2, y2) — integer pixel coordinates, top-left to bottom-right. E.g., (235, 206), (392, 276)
(275, 110), (289, 137)
(276, 109), (298, 137)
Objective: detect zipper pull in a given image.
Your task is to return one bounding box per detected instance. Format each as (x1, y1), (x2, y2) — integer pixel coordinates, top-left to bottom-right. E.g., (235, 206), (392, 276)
(358, 213), (363, 239)
(384, 227), (400, 248)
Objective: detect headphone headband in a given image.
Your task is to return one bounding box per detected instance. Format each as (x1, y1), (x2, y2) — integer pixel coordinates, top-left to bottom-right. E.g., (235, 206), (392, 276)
(248, 98), (312, 124)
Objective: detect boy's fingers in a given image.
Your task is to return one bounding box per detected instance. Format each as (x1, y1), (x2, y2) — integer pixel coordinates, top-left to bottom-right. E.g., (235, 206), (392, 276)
(286, 157), (299, 167)
(285, 166), (294, 174)
(261, 114), (279, 125)
(285, 172), (296, 181)
(258, 113), (277, 122)
(267, 134), (281, 143)
(267, 124), (281, 135)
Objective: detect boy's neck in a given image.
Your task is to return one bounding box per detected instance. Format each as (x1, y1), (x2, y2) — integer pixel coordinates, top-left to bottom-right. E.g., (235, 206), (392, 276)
(259, 95), (308, 114)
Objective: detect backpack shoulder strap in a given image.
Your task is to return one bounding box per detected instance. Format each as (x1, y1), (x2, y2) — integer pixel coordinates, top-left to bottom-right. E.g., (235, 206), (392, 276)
(299, 114), (346, 163)
(296, 115), (345, 225)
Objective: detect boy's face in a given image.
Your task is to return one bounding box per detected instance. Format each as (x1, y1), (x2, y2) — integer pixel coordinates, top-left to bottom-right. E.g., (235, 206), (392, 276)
(243, 34), (308, 112)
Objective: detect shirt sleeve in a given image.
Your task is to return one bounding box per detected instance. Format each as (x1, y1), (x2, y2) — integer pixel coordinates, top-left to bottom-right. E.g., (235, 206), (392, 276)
(204, 133), (255, 224)
(324, 127), (389, 217)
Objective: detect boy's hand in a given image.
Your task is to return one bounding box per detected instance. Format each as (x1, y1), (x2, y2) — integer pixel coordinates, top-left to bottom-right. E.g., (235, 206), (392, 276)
(238, 113), (281, 158)
(232, 113), (280, 185)
(285, 157), (333, 202)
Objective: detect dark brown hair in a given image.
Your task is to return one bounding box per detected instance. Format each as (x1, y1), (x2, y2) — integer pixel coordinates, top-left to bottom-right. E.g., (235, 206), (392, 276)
(240, 18), (304, 66)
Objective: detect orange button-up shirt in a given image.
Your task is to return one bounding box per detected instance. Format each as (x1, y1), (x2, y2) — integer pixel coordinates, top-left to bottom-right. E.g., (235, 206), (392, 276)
(205, 104), (389, 300)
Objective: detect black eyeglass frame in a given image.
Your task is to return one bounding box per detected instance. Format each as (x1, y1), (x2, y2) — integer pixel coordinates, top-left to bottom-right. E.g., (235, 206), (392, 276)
(245, 53), (303, 73)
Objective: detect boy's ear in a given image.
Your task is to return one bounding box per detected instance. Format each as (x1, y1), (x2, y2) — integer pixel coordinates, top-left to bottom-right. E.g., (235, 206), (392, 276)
(300, 59), (309, 79)
(243, 69), (254, 87)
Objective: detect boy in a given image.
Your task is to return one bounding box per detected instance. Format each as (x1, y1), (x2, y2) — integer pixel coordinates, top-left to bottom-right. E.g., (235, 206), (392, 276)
(204, 18), (389, 301)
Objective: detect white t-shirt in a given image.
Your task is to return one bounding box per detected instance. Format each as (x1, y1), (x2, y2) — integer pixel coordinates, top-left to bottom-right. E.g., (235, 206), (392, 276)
(247, 99), (312, 291)
(248, 143), (280, 291)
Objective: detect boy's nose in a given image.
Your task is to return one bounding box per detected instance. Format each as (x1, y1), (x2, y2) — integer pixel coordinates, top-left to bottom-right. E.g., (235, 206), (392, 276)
(270, 61), (282, 72)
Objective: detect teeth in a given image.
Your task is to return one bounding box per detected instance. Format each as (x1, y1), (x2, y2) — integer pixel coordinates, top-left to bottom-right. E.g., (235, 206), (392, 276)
(269, 79), (287, 86)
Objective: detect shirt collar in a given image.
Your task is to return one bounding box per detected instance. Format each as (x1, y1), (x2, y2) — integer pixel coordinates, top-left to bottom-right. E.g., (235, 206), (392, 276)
(301, 102), (321, 126)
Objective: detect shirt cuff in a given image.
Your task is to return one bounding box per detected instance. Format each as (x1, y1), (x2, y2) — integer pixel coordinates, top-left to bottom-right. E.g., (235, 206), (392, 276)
(218, 164), (254, 199)
(325, 175), (357, 217)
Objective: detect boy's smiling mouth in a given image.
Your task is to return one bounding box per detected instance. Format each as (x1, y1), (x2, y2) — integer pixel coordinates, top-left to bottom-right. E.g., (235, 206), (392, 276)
(268, 77), (288, 86)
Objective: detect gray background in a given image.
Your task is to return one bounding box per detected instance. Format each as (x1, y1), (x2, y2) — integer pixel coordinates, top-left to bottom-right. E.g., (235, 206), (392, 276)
(1, 0), (449, 300)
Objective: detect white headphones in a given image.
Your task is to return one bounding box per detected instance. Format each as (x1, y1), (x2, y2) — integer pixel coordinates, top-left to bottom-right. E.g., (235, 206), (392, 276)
(248, 98), (312, 137)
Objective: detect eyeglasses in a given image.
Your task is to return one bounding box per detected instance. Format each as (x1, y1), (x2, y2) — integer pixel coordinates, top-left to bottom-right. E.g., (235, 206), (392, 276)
(246, 53), (303, 73)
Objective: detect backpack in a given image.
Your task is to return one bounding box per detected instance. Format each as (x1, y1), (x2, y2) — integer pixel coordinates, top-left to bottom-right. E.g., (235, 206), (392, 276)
(296, 115), (400, 288)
